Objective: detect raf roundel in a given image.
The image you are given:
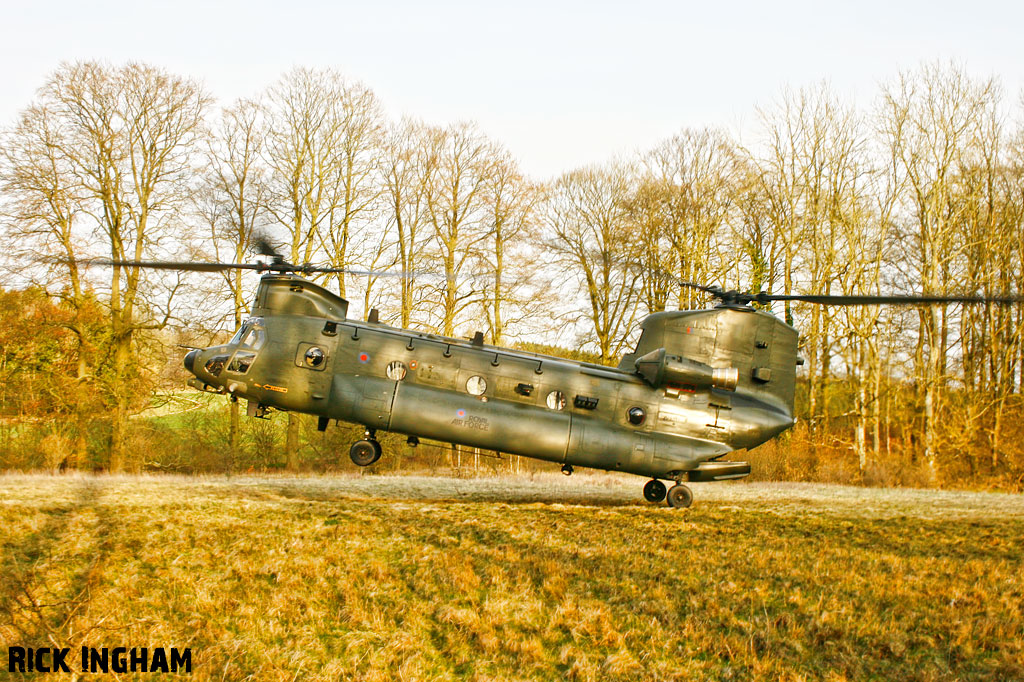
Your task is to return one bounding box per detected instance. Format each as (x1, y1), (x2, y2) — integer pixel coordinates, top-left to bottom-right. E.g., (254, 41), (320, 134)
(455, 409), (466, 419)
(358, 352), (370, 364)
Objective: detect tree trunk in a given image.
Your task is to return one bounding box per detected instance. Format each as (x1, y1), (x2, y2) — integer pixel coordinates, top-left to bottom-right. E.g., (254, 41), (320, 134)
(229, 399), (240, 471)
(286, 413), (300, 470)
(108, 332), (132, 471)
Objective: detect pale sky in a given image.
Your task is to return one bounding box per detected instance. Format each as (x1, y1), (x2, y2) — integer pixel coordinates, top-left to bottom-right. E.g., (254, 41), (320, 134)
(2, 0), (1022, 179)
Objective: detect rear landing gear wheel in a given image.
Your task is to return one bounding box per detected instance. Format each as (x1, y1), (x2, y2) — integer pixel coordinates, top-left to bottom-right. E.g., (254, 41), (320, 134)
(349, 439), (382, 467)
(666, 483), (693, 509)
(643, 479), (667, 503)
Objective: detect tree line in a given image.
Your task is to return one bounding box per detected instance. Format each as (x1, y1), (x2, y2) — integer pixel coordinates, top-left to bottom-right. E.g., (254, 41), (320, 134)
(1, 61), (1022, 488)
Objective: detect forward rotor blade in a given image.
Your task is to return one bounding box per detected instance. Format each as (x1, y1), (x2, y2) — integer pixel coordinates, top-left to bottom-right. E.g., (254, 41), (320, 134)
(252, 234), (282, 259)
(45, 258), (263, 273)
(309, 265), (431, 279)
(43, 256), (434, 280)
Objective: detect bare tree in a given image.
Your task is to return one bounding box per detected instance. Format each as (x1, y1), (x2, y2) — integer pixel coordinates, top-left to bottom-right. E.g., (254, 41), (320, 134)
(952, 88), (1021, 472)
(642, 129), (736, 310)
(198, 98), (269, 463)
(752, 85), (868, 435)
(14, 62), (210, 469)
(478, 148), (546, 345)
(379, 119), (436, 328)
(732, 155), (784, 301)
(262, 67), (386, 467)
(263, 69), (344, 266)
(317, 79), (385, 298)
(547, 162), (640, 364)
(879, 63), (1000, 479)
(0, 101), (95, 465)
(623, 174), (678, 314)
(423, 123), (494, 337)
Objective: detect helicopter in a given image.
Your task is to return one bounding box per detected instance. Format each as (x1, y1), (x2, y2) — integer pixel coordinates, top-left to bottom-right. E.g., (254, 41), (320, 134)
(84, 246), (1024, 508)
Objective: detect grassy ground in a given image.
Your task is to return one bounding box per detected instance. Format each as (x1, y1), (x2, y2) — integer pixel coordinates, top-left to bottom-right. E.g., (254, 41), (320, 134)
(1, 473), (1021, 681)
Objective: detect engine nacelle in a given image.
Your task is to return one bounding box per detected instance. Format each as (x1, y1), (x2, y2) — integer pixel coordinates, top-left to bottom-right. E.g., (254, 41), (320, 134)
(634, 348), (738, 391)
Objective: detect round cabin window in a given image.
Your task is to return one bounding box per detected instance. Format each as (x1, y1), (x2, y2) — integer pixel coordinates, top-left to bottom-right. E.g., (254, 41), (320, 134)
(304, 347), (325, 367)
(546, 390), (566, 411)
(627, 406), (646, 425)
(386, 361), (407, 381)
(466, 375), (488, 396)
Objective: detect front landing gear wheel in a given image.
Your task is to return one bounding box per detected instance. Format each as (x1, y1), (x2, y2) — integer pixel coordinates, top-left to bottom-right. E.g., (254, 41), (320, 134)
(666, 484), (693, 508)
(349, 439), (382, 466)
(643, 479), (667, 503)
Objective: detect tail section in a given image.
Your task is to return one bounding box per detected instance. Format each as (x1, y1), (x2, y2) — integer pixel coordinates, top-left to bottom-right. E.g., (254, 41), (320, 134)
(619, 307), (798, 415)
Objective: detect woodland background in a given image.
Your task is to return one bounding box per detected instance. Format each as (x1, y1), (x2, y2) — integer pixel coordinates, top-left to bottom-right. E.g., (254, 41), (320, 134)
(1, 61), (1022, 489)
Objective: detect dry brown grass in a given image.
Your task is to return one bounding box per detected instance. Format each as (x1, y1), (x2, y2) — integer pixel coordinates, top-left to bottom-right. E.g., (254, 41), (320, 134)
(1, 472), (1022, 681)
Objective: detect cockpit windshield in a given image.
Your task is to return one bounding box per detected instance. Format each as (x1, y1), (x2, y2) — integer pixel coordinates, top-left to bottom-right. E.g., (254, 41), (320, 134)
(229, 324), (248, 346)
(224, 318), (266, 375)
(229, 318), (267, 351)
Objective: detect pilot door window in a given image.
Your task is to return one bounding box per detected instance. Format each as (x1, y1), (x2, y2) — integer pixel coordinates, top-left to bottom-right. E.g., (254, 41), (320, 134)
(227, 351), (257, 374)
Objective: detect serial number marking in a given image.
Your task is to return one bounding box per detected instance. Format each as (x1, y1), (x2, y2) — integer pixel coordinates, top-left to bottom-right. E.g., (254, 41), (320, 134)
(262, 384), (288, 393)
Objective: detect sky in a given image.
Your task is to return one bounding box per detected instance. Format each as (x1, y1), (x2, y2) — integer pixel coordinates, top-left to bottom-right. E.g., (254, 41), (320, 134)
(2, 0), (1023, 179)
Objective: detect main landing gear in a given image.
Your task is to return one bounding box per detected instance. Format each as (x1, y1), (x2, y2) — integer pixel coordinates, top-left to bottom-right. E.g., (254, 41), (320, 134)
(349, 429), (382, 467)
(643, 479), (666, 502)
(665, 483), (693, 508)
(644, 479), (693, 508)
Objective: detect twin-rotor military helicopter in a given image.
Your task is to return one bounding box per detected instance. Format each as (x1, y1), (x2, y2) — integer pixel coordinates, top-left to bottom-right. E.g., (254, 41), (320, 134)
(87, 241), (1023, 507)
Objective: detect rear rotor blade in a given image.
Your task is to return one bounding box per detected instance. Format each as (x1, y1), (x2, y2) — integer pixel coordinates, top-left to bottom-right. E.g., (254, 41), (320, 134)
(667, 274), (1024, 307)
(754, 292), (1024, 306)
(677, 280), (725, 296)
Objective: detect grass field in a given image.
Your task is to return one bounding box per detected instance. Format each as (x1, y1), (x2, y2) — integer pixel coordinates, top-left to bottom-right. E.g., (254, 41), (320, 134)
(1, 473), (1022, 681)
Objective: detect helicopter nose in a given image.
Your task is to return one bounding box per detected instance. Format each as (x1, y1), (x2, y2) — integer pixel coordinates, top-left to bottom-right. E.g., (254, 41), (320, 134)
(184, 349), (199, 374)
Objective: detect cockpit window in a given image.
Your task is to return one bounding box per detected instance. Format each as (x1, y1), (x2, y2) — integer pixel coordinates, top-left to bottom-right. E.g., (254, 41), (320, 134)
(229, 318), (266, 350)
(228, 350), (257, 374)
(205, 354), (229, 377)
(247, 327), (266, 350)
(229, 323), (250, 346)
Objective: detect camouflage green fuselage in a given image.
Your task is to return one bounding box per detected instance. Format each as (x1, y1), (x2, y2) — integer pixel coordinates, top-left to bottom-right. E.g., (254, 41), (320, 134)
(187, 275), (797, 480)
